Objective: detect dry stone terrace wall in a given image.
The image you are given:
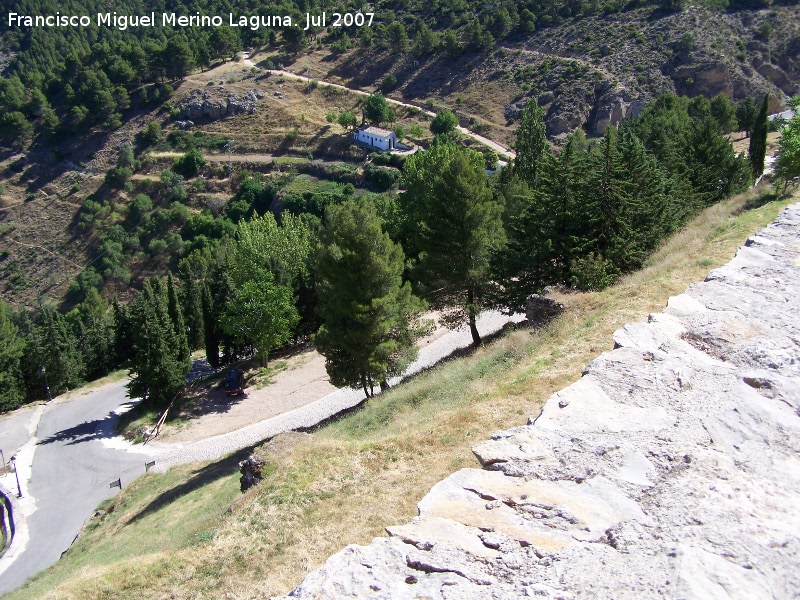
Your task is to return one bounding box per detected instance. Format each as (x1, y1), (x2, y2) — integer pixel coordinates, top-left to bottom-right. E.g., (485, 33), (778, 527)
(279, 203), (800, 600)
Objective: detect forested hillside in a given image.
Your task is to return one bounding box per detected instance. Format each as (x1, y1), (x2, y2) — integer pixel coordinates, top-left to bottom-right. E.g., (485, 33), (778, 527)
(0, 0), (798, 413)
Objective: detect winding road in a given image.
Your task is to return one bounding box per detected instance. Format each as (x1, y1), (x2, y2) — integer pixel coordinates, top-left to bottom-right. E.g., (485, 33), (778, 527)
(0, 309), (521, 595)
(0, 384), (153, 596)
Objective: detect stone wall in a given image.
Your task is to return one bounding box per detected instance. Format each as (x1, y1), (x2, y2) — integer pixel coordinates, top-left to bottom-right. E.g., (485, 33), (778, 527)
(280, 204), (800, 600)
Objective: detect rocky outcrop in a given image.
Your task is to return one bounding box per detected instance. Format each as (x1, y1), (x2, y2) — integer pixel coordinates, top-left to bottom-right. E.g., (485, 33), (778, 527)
(280, 203), (800, 599)
(179, 88), (262, 121)
(239, 455), (265, 492)
(591, 90), (647, 136)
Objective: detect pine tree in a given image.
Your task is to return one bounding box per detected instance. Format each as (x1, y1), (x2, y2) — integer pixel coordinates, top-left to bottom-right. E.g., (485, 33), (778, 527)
(616, 130), (672, 255)
(749, 94), (770, 178)
(20, 307), (85, 399)
(580, 126), (638, 277)
(167, 273), (190, 364)
(514, 98), (548, 187)
(314, 200), (428, 396)
(67, 289), (115, 380)
(403, 142), (505, 345)
(493, 133), (586, 311)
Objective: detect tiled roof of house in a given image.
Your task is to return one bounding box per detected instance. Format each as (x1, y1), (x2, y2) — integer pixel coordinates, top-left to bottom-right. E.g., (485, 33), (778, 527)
(358, 125), (395, 137)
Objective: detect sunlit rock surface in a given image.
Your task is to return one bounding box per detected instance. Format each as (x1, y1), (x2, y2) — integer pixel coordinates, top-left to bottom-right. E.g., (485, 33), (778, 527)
(280, 203), (800, 600)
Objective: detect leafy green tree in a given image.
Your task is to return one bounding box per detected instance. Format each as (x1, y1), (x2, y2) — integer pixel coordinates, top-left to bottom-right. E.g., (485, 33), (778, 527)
(774, 100), (800, 194)
(0, 302), (26, 411)
(430, 109), (458, 136)
(174, 149), (206, 178)
(338, 110), (358, 131)
(514, 99), (547, 187)
(402, 142), (505, 345)
(314, 200), (428, 396)
(226, 212), (312, 290)
(363, 93), (392, 125)
(749, 94), (770, 178)
(220, 275), (299, 367)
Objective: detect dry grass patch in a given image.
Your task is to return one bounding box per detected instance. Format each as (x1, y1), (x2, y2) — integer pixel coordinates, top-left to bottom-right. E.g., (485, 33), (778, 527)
(8, 185), (796, 599)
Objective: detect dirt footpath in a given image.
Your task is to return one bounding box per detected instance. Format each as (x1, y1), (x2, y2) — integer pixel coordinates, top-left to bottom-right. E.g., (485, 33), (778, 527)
(159, 312), (453, 444)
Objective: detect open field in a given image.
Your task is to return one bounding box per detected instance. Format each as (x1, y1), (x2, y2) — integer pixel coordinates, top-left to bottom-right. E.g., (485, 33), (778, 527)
(5, 183), (795, 599)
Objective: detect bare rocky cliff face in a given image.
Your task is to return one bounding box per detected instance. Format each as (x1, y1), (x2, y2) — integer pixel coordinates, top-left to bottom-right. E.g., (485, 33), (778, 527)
(497, 6), (799, 139)
(279, 202), (800, 599)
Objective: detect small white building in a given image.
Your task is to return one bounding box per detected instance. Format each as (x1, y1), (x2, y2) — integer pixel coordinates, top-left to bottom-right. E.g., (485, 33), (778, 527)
(353, 125), (397, 151)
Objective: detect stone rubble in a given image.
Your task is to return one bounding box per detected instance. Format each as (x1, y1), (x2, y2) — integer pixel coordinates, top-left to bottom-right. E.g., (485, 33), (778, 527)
(279, 203), (800, 599)
(179, 89), (259, 121)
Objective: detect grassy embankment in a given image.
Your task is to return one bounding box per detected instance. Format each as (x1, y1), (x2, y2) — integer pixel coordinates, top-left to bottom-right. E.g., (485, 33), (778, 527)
(7, 185), (796, 599)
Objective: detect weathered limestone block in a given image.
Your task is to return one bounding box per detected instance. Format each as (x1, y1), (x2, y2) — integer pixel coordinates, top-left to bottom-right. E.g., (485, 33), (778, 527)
(280, 203), (800, 599)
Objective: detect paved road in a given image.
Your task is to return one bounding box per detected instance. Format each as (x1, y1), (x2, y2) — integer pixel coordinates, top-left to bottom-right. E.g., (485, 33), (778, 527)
(0, 310), (522, 593)
(0, 383), (153, 596)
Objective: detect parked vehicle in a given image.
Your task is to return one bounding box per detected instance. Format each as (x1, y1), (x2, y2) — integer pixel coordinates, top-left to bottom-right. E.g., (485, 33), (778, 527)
(225, 369), (245, 396)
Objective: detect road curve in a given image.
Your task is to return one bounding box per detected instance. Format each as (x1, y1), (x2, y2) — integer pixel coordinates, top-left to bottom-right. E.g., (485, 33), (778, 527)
(0, 383), (153, 596)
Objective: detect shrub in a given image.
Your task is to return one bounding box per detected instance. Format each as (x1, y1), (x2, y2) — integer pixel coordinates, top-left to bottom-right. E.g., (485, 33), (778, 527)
(569, 253), (616, 291)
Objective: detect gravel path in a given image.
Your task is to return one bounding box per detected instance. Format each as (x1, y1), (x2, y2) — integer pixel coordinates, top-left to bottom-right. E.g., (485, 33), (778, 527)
(151, 310), (523, 472)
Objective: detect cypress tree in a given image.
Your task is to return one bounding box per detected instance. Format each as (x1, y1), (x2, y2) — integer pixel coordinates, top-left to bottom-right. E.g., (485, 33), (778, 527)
(112, 297), (134, 366)
(493, 133), (586, 312)
(202, 283), (220, 370)
(580, 126), (638, 277)
(182, 276), (205, 352)
(127, 279), (190, 407)
(749, 94), (770, 178)
(167, 273), (190, 364)
(314, 200), (428, 397)
(514, 98), (548, 187)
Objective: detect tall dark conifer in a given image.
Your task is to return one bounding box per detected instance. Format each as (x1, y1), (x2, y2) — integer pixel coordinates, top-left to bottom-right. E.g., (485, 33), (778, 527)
(749, 94), (770, 178)
(167, 273), (190, 364)
(202, 283), (220, 370)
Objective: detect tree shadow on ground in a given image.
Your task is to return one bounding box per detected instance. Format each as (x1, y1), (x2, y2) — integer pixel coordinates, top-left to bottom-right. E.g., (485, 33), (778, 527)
(125, 445), (255, 525)
(38, 402), (138, 446)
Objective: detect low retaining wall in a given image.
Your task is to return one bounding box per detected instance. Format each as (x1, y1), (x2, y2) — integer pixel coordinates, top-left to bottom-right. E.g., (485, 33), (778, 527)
(280, 203), (800, 599)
